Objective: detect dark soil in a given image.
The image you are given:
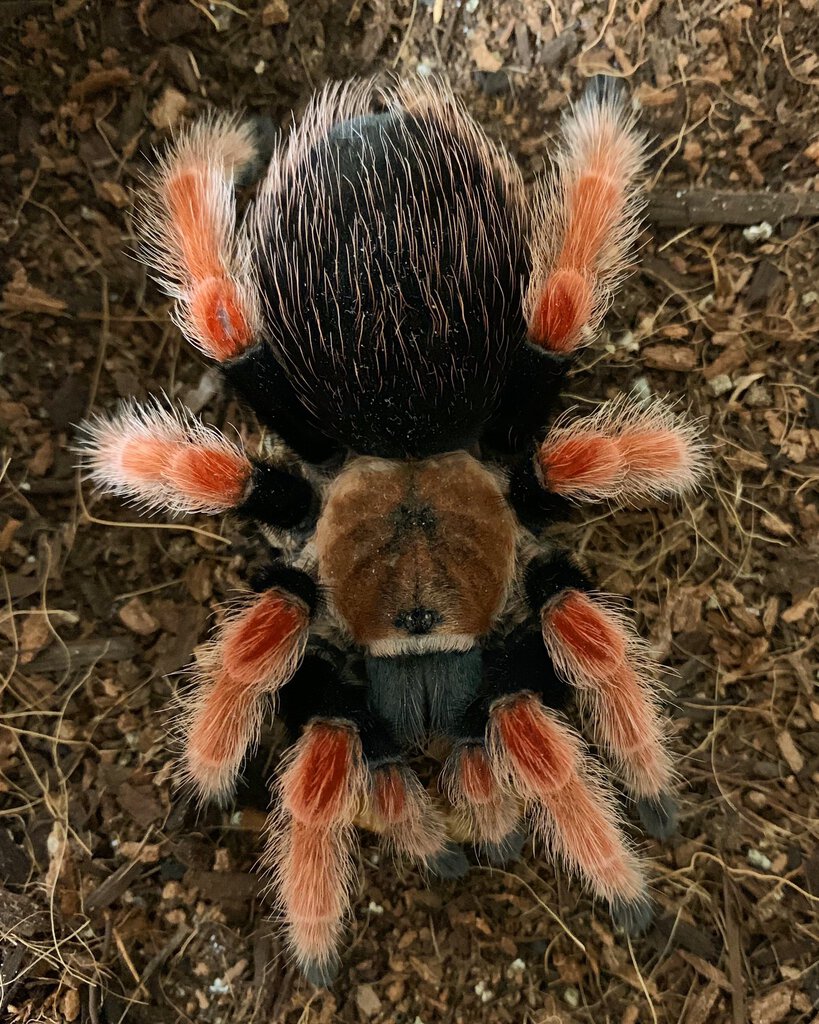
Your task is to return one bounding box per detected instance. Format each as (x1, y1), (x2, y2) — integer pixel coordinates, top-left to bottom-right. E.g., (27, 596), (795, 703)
(1, 2), (817, 1023)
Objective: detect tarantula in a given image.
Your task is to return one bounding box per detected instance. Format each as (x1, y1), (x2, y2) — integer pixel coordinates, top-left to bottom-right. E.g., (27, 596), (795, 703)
(80, 77), (705, 984)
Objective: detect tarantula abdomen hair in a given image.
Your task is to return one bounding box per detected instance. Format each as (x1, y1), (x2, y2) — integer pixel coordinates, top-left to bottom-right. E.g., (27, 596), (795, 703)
(253, 80), (530, 459)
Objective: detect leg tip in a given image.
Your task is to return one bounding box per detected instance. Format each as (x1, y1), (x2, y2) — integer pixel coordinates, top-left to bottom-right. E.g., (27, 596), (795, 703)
(610, 897), (654, 937)
(480, 828), (527, 868)
(637, 792), (679, 841)
(301, 955), (340, 989)
(426, 842), (471, 880)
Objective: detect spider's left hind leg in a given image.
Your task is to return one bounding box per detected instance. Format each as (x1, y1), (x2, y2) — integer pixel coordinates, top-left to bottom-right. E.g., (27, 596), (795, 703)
(139, 115), (262, 362)
(139, 119), (341, 465)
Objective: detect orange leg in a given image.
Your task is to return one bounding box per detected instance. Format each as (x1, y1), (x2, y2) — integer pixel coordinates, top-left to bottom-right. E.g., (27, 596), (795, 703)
(268, 722), (367, 985)
(542, 590), (673, 801)
(183, 588), (311, 803)
(139, 116), (261, 360)
(369, 763), (446, 861)
(525, 80), (645, 352)
(79, 399), (317, 527)
(80, 401), (251, 514)
(536, 396), (706, 504)
(488, 694), (646, 908)
(442, 744), (520, 846)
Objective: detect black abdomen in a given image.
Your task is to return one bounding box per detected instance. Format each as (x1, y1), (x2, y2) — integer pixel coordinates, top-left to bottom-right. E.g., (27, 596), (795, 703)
(255, 84), (529, 458)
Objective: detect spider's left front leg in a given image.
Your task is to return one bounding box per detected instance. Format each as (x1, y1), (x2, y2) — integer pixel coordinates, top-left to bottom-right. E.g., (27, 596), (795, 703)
(80, 399), (318, 530)
(444, 627), (651, 930)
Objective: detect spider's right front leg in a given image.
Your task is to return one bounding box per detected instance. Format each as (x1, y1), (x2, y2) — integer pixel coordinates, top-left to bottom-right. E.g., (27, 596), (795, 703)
(269, 654), (448, 986)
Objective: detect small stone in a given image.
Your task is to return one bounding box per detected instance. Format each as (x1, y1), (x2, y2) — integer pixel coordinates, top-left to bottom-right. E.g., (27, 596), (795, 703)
(367, 900), (384, 915)
(473, 980), (494, 1003)
(747, 848), (772, 870)
(564, 987), (580, 1008)
(149, 86), (187, 130)
(743, 221), (773, 243)
(356, 984), (382, 1018)
(707, 373), (733, 397)
(615, 330), (638, 352)
(118, 597), (160, 636)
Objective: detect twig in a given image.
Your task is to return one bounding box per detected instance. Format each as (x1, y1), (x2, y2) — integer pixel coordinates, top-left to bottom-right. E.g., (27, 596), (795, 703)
(647, 188), (819, 227)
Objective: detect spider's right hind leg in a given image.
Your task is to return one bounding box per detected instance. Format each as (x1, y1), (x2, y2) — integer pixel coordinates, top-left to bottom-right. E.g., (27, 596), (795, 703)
(139, 115), (262, 362)
(524, 77), (646, 355)
(139, 118), (340, 464)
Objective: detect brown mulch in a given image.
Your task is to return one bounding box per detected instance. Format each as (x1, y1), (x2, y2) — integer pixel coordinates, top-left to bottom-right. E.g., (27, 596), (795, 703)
(1, 1), (817, 1022)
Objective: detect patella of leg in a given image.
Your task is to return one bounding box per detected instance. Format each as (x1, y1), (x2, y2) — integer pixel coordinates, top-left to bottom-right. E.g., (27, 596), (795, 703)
(370, 763), (448, 862)
(442, 743), (521, 846)
(182, 573), (315, 804)
(275, 654), (448, 869)
(525, 551), (675, 805)
(269, 721), (368, 986)
(488, 693), (647, 911)
(79, 400), (317, 527)
(524, 78), (646, 353)
(138, 115), (262, 361)
(535, 395), (707, 505)
(441, 625), (571, 848)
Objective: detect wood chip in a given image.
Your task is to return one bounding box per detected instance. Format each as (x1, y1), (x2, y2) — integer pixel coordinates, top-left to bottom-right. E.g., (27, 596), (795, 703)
(642, 345), (697, 371)
(18, 613), (54, 665)
(118, 597), (160, 635)
(776, 731), (805, 774)
(781, 594), (815, 623)
(68, 67), (132, 101)
(356, 984), (382, 1018)
(261, 0), (289, 25)
(2, 266), (67, 315)
(471, 38), (503, 72)
(749, 987), (794, 1024)
(685, 982), (720, 1024)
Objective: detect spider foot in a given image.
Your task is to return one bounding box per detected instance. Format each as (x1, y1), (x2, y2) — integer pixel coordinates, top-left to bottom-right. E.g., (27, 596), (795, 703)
(636, 792), (679, 841)
(610, 896), (655, 937)
(301, 954), (340, 989)
(481, 827), (527, 868)
(426, 842), (471, 880)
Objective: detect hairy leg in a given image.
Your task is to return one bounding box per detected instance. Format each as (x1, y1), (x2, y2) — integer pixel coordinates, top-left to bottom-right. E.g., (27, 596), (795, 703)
(180, 566), (316, 804)
(270, 653), (448, 983)
(78, 399), (317, 529)
(524, 78), (646, 354)
(525, 550), (678, 834)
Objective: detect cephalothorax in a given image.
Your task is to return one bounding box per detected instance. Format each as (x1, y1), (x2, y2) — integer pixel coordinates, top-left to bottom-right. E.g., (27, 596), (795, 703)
(81, 77), (705, 984)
